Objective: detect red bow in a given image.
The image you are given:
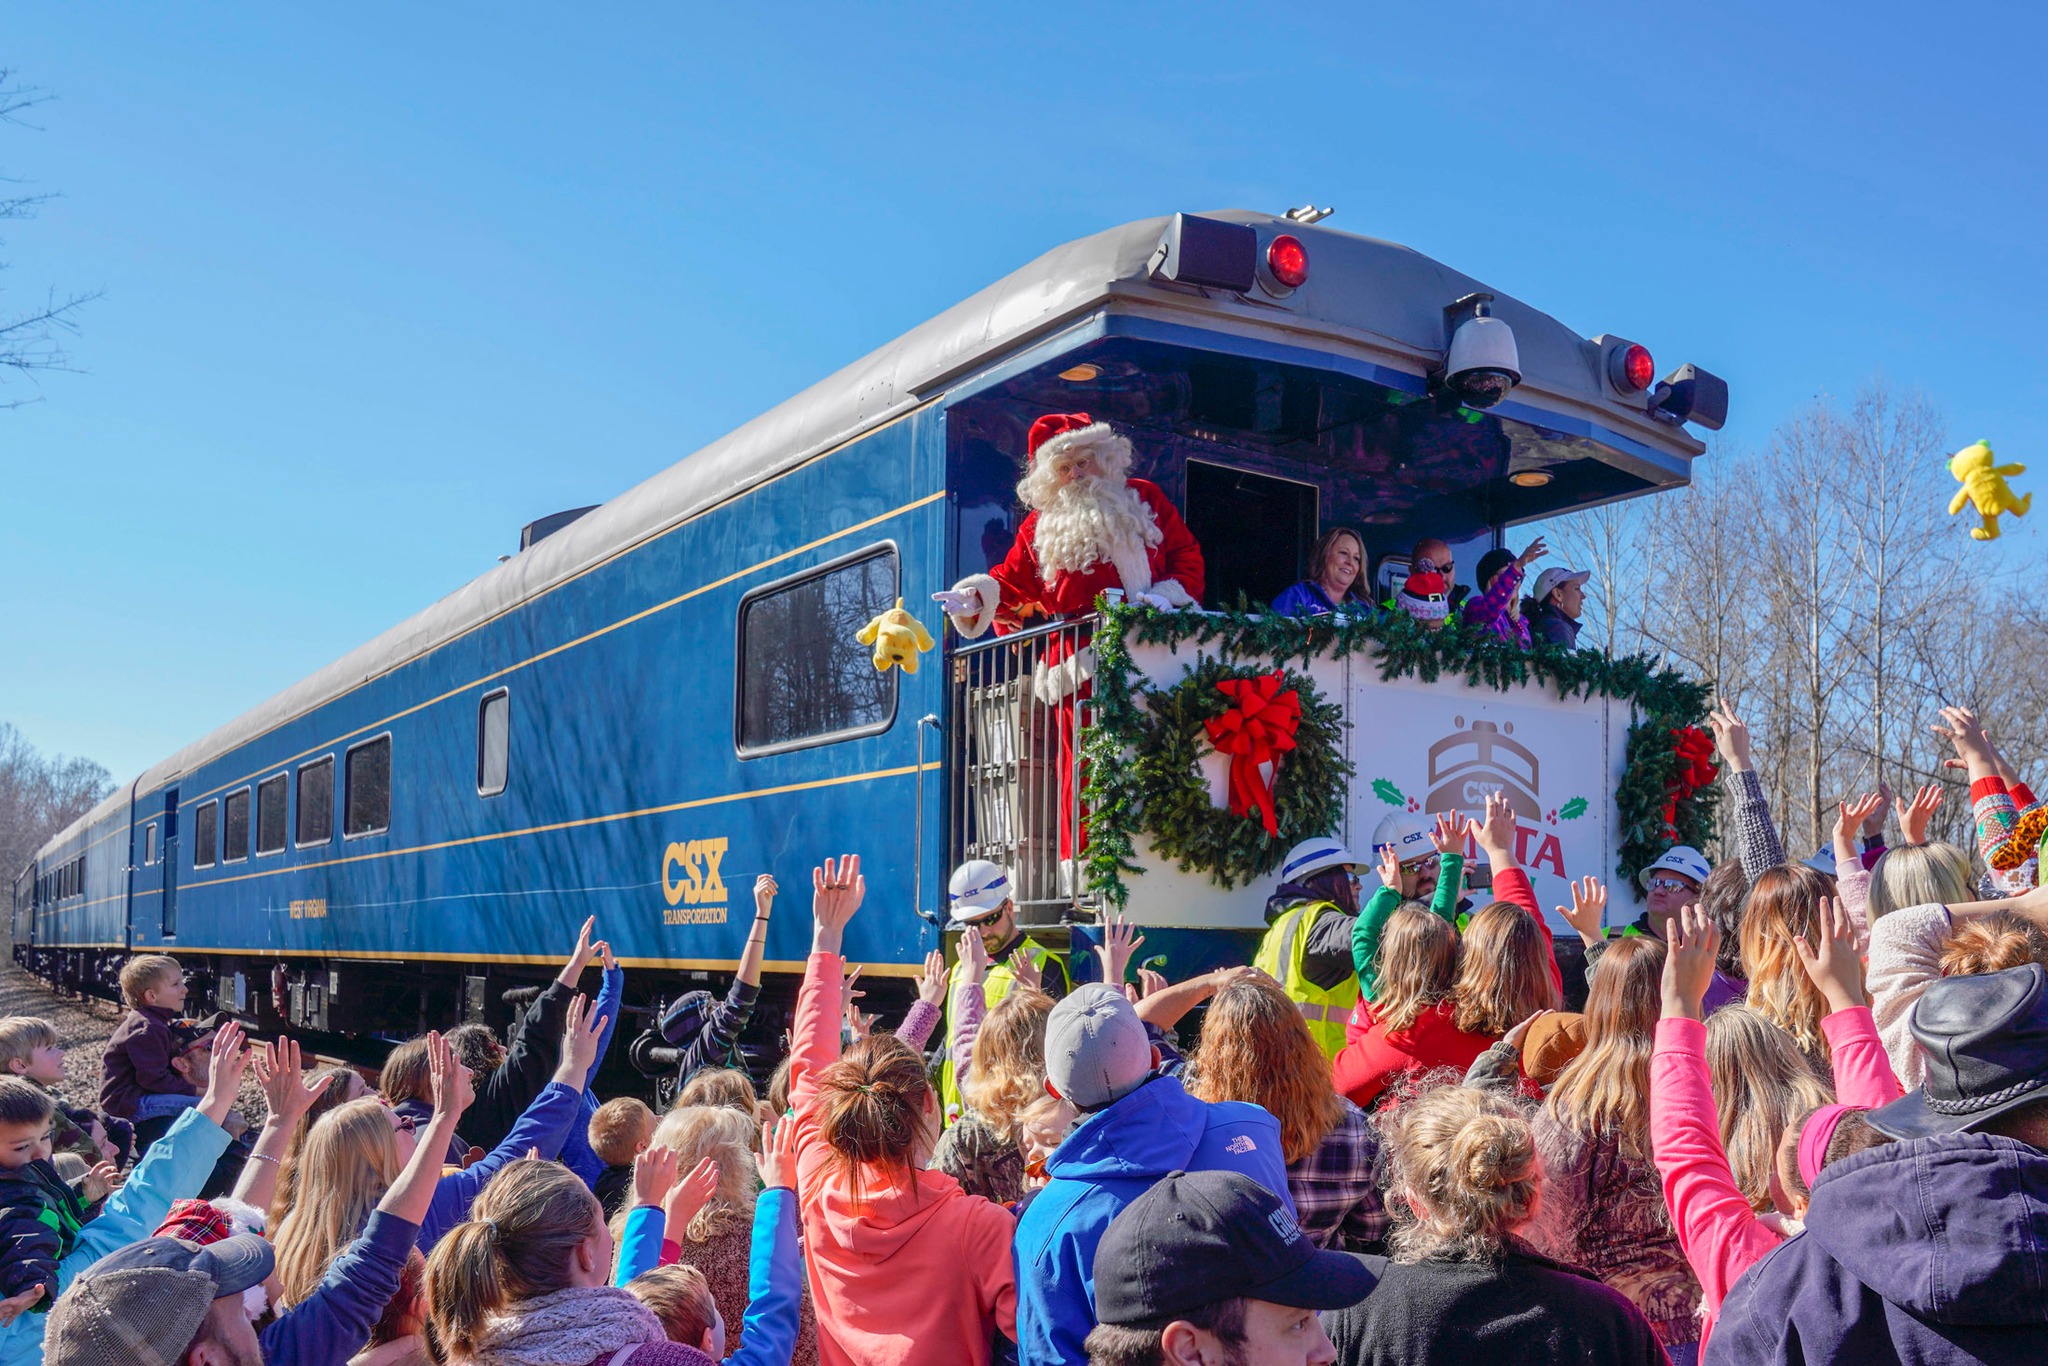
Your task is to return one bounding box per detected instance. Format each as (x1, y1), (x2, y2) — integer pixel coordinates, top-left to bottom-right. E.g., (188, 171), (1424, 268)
(1662, 726), (1719, 838)
(1204, 672), (1301, 837)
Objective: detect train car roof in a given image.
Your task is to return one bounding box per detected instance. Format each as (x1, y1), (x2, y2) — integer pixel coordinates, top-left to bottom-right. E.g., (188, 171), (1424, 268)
(47, 209), (1711, 855)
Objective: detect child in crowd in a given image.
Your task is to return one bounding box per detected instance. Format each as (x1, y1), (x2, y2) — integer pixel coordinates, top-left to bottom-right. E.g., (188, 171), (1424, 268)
(97, 954), (196, 1129)
(0, 1016), (127, 1169)
(589, 1095), (656, 1217)
(0, 1078), (94, 1325)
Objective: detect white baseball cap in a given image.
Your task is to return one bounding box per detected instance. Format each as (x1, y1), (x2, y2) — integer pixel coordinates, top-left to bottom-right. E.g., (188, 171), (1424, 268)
(1372, 814), (1436, 865)
(1279, 837), (1360, 884)
(947, 859), (1013, 929)
(1639, 845), (1711, 890)
(1531, 566), (1591, 603)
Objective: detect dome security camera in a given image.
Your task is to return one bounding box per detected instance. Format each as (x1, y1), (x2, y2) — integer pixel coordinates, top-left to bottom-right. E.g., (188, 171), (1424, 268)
(1438, 294), (1521, 410)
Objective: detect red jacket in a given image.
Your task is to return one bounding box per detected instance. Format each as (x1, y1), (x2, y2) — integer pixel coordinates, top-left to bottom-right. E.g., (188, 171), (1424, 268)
(1332, 999), (1497, 1110)
(988, 479), (1204, 627)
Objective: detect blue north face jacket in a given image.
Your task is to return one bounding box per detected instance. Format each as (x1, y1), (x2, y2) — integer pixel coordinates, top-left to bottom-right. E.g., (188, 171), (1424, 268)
(1012, 1073), (1293, 1366)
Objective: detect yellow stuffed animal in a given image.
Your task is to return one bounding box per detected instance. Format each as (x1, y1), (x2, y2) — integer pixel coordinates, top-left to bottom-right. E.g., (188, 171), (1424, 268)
(1948, 439), (2030, 541)
(855, 598), (936, 674)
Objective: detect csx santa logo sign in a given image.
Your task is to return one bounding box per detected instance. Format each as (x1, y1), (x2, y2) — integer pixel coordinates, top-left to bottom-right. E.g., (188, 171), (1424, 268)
(662, 837), (729, 925)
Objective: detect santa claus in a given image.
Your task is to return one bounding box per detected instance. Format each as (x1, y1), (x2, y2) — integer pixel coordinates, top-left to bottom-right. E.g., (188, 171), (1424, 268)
(933, 412), (1205, 640)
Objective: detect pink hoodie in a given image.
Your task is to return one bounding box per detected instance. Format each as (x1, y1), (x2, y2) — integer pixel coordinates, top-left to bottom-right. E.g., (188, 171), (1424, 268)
(1649, 1005), (1905, 1350)
(788, 951), (1018, 1366)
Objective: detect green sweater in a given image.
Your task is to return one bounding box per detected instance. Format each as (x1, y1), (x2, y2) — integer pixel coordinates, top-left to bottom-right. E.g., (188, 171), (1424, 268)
(1351, 852), (1465, 1003)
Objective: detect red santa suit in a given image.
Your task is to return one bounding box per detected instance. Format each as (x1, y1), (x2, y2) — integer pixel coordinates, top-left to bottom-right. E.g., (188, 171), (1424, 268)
(936, 412), (1205, 857)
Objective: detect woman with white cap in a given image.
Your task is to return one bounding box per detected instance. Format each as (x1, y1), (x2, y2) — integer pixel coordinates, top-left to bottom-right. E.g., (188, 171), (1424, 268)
(1525, 566), (1590, 648)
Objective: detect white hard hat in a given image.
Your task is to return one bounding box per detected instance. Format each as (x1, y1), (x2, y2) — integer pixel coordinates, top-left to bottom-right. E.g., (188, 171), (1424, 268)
(1804, 845), (1839, 878)
(1279, 837), (1360, 884)
(1639, 845), (1712, 890)
(947, 859), (1013, 929)
(1372, 813), (1435, 865)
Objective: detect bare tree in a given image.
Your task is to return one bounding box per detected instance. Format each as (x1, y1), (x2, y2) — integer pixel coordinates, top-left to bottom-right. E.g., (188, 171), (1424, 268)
(0, 723), (114, 941)
(0, 70), (95, 403)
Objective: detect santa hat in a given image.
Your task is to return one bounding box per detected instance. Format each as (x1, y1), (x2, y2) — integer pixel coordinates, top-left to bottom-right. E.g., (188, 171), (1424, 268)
(1398, 564), (1450, 622)
(1026, 411), (1128, 472)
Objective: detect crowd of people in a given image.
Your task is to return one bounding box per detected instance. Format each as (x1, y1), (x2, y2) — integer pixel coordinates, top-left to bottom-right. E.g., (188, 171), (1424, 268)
(5, 409), (2048, 1363)
(3, 698), (2046, 1365)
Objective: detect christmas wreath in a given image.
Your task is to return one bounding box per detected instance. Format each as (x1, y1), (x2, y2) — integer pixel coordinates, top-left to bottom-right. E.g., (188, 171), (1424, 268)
(1082, 599), (1716, 907)
(1128, 655), (1352, 889)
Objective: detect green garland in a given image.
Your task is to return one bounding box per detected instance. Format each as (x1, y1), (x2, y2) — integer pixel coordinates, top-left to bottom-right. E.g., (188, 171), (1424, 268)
(1082, 602), (1716, 907)
(1130, 656), (1352, 889)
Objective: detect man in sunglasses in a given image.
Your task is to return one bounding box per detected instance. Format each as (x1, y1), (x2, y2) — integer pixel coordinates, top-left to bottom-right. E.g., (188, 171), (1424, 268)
(1571, 844), (1743, 1012)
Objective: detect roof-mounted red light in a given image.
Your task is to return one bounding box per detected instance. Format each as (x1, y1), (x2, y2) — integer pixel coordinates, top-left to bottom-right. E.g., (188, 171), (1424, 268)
(1610, 341), (1654, 393)
(1267, 234), (1309, 289)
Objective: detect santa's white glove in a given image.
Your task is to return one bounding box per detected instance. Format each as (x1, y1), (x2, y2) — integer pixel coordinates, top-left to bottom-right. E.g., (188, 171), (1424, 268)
(932, 588), (983, 617)
(1130, 591), (1173, 611)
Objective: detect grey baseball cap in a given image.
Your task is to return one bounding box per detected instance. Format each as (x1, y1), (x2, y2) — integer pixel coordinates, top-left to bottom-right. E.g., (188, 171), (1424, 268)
(44, 1234), (274, 1366)
(1044, 983), (1153, 1111)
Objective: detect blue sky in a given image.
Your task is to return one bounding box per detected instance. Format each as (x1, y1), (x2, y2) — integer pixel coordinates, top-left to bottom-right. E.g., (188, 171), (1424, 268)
(3, 3), (2043, 782)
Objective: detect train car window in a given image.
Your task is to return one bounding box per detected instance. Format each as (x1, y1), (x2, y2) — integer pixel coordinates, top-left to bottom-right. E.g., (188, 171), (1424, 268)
(297, 757), (334, 846)
(345, 735), (392, 838)
(477, 690), (509, 797)
(256, 775), (289, 856)
(222, 789), (251, 863)
(144, 822), (158, 867)
(193, 801), (218, 869)
(736, 545), (900, 755)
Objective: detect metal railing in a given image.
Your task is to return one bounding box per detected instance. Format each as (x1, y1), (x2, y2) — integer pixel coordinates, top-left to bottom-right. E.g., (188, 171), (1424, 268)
(946, 615), (1100, 927)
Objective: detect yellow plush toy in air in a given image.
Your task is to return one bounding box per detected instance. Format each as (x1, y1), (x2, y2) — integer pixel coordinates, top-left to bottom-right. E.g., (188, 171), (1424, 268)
(1948, 439), (2030, 541)
(855, 598), (936, 674)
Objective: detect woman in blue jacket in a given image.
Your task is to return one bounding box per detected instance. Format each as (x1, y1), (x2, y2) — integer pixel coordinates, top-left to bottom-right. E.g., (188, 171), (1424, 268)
(1271, 527), (1372, 619)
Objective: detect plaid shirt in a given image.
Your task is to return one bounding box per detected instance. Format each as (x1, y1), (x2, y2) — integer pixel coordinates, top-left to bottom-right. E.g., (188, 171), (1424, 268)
(1289, 1098), (1388, 1251)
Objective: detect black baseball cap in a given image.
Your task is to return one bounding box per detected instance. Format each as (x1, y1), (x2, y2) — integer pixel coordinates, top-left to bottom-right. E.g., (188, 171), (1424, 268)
(1094, 1169), (1377, 1328)
(1868, 962), (2048, 1139)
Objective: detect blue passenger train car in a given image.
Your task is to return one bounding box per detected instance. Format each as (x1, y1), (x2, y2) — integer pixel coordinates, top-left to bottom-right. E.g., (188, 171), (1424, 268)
(13, 210), (1724, 1055)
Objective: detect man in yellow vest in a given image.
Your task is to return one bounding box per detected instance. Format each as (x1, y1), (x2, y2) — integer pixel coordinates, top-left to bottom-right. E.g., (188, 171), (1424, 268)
(1253, 837), (1365, 1060)
(940, 858), (1071, 1124)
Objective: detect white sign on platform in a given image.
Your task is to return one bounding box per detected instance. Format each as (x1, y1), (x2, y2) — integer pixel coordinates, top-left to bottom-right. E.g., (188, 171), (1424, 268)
(1121, 642), (1631, 932)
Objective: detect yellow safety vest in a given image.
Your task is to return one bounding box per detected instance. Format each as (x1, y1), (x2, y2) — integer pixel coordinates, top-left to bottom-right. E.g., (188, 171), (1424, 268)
(1253, 901), (1359, 1061)
(940, 939), (1064, 1125)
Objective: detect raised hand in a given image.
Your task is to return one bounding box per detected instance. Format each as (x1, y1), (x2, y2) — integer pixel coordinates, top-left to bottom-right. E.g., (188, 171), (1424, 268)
(558, 917), (598, 986)
(1429, 812), (1461, 856)
(1469, 790), (1518, 868)
(200, 1020), (251, 1127)
(1010, 948), (1044, 994)
(253, 1037), (332, 1127)
(757, 1114), (799, 1192)
(1555, 874), (1608, 948)
(598, 938), (617, 974)
(1661, 903), (1722, 1022)
(754, 873), (778, 921)
(811, 856), (865, 954)
(558, 993), (608, 1085)
(957, 929), (992, 987)
(932, 587), (983, 618)
(662, 1155), (723, 1233)
(1377, 841), (1403, 893)
(1708, 698), (1753, 774)
(916, 949), (949, 1008)
(1866, 782), (1893, 838)
(1793, 896), (1867, 1014)
(1096, 912), (1145, 988)
(1514, 536), (1549, 569)
(428, 1030), (475, 1119)
(87, 1159), (123, 1192)
(1931, 707), (1993, 774)
(1134, 967), (1167, 1000)
(632, 1143), (681, 1210)
(1835, 791), (1886, 844)
(1897, 783), (1944, 845)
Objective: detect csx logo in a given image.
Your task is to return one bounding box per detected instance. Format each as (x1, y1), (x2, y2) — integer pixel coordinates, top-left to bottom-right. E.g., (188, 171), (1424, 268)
(663, 838), (728, 907)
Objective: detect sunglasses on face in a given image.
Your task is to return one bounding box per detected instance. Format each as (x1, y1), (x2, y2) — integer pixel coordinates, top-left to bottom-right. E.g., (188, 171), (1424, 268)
(1646, 875), (1694, 893)
(389, 1114), (418, 1135)
(1400, 855), (1442, 875)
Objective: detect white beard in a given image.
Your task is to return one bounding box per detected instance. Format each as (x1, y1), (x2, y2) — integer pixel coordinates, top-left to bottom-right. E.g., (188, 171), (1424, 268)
(1031, 474), (1162, 589)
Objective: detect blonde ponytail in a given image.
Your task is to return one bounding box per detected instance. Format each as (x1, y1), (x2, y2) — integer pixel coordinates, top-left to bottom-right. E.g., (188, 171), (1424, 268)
(1386, 1085), (1540, 1262)
(424, 1158), (603, 1356)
